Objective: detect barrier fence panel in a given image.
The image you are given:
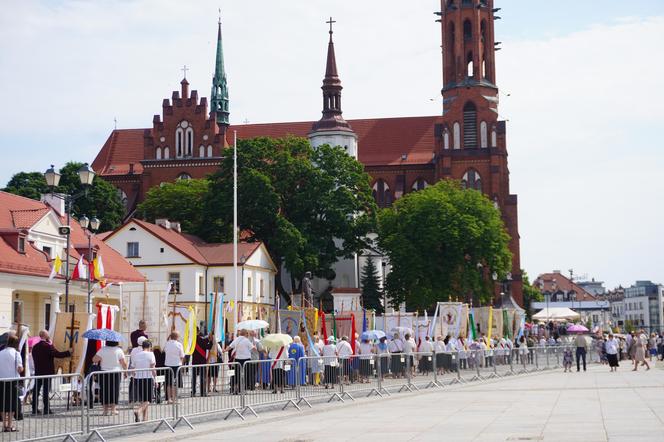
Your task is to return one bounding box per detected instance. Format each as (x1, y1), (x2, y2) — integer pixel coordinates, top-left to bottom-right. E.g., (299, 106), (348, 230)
(84, 367), (175, 441)
(494, 346), (514, 377)
(0, 373), (84, 442)
(296, 356), (344, 404)
(377, 351), (409, 393)
(240, 358), (299, 416)
(173, 362), (243, 429)
(409, 352), (437, 390)
(339, 355), (381, 399)
(432, 351), (461, 385)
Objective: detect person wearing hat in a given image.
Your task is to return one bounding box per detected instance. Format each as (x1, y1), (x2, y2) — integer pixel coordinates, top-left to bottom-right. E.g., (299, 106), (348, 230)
(128, 336), (148, 404)
(322, 337), (338, 388)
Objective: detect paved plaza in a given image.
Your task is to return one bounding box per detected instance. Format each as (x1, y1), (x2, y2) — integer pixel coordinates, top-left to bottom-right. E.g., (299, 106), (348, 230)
(122, 361), (664, 442)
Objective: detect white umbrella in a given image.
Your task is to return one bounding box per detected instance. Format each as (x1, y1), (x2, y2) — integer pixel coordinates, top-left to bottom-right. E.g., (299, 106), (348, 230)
(390, 326), (414, 337)
(532, 307), (580, 321)
(236, 319), (269, 331)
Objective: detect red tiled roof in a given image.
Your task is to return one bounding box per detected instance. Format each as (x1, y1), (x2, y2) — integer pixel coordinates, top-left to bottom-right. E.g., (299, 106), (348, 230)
(230, 115), (442, 166)
(93, 116), (442, 176)
(92, 129), (146, 176)
(0, 191), (145, 282)
(534, 272), (597, 302)
(109, 218), (263, 266)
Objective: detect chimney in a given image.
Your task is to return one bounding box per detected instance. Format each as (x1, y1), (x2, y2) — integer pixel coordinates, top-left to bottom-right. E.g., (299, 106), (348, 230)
(155, 219), (171, 230)
(170, 222), (181, 233)
(41, 193), (66, 217)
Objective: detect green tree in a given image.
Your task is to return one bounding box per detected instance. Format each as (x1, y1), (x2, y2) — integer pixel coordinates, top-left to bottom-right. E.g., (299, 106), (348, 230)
(136, 178), (210, 234)
(201, 136), (377, 296)
(55, 162), (125, 232)
(3, 163), (125, 231)
(3, 172), (49, 200)
(378, 179), (512, 310)
(361, 257), (384, 313)
(522, 271), (543, 320)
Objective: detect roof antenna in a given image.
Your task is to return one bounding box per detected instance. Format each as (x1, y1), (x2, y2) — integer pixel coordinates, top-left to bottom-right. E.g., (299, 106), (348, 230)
(114, 117), (117, 130)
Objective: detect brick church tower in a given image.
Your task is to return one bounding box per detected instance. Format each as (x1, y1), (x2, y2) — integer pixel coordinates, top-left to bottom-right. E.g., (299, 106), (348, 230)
(434, 0), (522, 303)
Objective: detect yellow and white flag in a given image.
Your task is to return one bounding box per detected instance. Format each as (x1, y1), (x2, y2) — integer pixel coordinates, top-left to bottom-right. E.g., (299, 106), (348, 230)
(183, 306), (197, 355)
(48, 255), (62, 280)
(93, 255), (105, 280)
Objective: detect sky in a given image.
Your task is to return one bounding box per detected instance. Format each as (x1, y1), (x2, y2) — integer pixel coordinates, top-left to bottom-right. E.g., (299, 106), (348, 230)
(1, 0), (663, 290)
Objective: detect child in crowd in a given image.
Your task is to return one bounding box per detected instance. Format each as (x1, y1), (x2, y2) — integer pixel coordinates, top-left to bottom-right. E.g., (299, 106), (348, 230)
(562, 347), (573, 372)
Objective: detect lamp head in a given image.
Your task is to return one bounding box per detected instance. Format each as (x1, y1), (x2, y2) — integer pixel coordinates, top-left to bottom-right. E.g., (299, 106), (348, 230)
(44, 165), (61, 187)
(78, 163), (95, 186)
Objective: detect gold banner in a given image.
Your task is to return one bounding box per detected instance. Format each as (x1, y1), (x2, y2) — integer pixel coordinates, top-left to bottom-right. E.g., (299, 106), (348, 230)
(53, 312), (92, 374)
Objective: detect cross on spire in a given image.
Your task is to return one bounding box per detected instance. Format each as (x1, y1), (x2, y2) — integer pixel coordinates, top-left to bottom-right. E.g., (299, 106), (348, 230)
(218, 8), (221, 25)
(181, 65), (189, 79)
(326, 17), (336, 35)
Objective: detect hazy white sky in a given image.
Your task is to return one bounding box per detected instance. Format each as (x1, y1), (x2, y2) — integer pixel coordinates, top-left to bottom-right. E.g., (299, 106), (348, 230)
(1, 1), (663, 289)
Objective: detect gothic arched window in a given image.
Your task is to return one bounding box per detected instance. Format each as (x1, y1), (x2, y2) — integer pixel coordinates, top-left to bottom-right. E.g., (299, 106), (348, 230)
(185, 127), (194, 157)
(480, 121), (488, 148)
(463, 102), (478, 148)
(453, 122), (460, 149)
(156, 147), (162, 160)
(461, 169), (482, 192)
(177, 173), (192, 181)
(463, 19), (472, 41)
(175, 128), (184, 158)
(163, 147), (170, 159)
(207, 145), (213, 157)
(412, 178), (428, 191)
(443, 128), (450, 150)
(199, 145), (205, 158)
(491, 126), (497, 147)
(372, 179), (392, 208)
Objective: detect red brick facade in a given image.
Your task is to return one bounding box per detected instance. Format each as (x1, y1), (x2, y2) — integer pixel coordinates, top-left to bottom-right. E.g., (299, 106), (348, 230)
(92, 0), (522, 304)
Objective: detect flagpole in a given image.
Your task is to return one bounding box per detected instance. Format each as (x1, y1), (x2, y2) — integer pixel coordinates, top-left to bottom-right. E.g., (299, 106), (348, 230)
(233, 130), (238, 324)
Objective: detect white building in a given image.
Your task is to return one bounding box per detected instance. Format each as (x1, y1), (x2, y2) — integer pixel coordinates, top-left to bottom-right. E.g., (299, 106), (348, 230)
(103, 218), (277, 324)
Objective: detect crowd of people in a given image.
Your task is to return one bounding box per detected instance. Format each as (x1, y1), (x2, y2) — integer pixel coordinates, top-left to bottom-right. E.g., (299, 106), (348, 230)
(0, 321), (662, 435)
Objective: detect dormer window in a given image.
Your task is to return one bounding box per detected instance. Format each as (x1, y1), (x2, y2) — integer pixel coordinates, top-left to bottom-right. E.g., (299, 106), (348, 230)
(18, 237), (25, 253)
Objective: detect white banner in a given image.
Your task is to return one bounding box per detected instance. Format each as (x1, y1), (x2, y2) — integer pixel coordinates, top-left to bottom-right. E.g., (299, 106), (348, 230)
(120, 281), (170, 349)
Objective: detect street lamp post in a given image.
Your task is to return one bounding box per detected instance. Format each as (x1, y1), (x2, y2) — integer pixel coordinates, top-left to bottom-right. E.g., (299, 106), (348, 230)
(381, 261), (387, 314)
(44, 163), (96, 310)
(79, 215), (101, 314)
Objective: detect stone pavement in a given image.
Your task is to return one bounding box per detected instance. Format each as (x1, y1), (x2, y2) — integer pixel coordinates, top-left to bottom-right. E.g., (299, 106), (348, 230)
(122, 361), (664, 442)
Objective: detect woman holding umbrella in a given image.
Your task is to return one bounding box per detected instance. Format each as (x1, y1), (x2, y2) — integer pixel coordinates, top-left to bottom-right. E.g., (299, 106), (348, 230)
(86, 329), (127, 416)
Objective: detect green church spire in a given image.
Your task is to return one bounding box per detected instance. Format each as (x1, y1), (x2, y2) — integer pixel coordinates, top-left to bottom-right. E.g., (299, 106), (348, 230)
(211, 17), (229, 126)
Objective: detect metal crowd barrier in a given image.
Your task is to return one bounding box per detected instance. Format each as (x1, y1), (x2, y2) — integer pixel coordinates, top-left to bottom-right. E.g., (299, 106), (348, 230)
(84, 367), (175, 442)
(4, 345), (581, 441)
(173, 361), (243, 428)
(0, 372), (84, 442)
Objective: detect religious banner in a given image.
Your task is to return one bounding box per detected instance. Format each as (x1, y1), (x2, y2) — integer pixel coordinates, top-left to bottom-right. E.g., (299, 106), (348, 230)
(375, 313), (416, 335)
(121, 281), (170, 348)
(434, 302), (464, 338)
(458, 304), (469, 338)
(415, 316), (431, 343)
(279, 310), (301, 337)
(53, 311), (92, 374)
(491, 308), (503, 339)
(474, 307), (491, 338)
(168, 305), (191, 343)
(321, 313), (358, 342)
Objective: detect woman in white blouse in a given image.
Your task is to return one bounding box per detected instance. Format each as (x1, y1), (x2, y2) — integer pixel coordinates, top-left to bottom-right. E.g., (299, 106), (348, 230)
(130, 340), (156, 422)
(0, 335), (23, 432)
(92, 341), (127, 416)
(163, 332), (185, 404)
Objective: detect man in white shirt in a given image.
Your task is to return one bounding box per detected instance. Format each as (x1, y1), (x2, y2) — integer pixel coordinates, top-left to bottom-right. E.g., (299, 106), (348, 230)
(336, 336), (353, 384)
(227, 330), (255, 393)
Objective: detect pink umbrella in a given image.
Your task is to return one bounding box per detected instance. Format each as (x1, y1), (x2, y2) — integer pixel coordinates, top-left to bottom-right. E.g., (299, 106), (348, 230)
(27, 336), (41, 348)
(567, 324), (588, 333)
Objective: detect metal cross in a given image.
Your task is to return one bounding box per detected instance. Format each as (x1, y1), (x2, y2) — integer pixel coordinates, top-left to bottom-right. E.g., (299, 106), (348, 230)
(181, 65), (189, 79)
(113, 117), (117, 130)
(218, 8), (221, 25)
(326, 16), (336, 34)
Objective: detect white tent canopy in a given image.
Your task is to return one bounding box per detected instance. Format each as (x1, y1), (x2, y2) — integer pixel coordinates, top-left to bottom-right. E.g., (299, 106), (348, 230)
(532, 307), (580, 321)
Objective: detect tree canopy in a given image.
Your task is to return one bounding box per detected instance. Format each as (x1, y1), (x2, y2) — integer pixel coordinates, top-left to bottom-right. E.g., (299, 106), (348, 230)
(201, 136), (377, 295)
(137, 178), (210, 235)
(3, 162), (125, 232)
(378, 179), (512, 310)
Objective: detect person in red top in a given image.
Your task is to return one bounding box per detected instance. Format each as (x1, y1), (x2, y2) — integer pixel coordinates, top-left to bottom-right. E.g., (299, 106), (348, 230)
(191, 328), (212, 397)
(31, 330), (71, 415)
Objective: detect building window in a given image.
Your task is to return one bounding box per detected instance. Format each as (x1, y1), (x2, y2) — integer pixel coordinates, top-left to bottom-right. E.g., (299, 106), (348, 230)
(199, 145), (205, 158)
(213, 276), (225, 293)
(177, 173), (192, 181)
(372, 179), (392, 208)
(480, 121), (488, 148)
(453, 122), (460, 149)
(12, 300), (22, 322)
(164, 146), (170, 159)
(185, 127), (194, 156)
(412, 178), (428, 191)
(463, 102), (478, 148)
(44, 302), (51, 331)
(18, 237), (25, 253)
(168, 272), (181, 294)
(156, 147), (162, 160)
(443, 129), (450, 150)
(126, 242), (139, 258)
(42, 246), (52, 258)
(260, 279), (264, 299)
(207, 145), (213, 157)
(463, 19), (472, 41)
(175, 128), (184, 158)
(198, 275), (205, 295)
(461, 169), (482, 192)
(247, 276), (253, 296)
